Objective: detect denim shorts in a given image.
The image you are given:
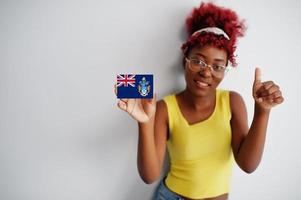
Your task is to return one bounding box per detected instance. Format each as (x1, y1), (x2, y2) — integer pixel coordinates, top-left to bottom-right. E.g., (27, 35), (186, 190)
(153, 177), (185, 200)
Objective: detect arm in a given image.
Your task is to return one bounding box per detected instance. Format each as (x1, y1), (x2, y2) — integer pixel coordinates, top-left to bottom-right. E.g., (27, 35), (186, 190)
(116, 88), (168, 184)
(137, 100), (168, 184)
(230, 68), (284, 173)
(230, 91), (270, 173)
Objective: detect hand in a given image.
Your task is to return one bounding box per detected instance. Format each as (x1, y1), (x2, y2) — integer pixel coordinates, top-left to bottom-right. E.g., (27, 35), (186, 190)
(252, 68), (284, 111)
(114, 84), (156, 123)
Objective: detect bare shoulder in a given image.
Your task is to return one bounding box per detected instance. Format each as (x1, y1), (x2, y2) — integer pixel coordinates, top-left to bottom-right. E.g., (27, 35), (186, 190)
(229, 90), (244, 103)
(155, 99), (168, 124)
(229, 90), (246, 114)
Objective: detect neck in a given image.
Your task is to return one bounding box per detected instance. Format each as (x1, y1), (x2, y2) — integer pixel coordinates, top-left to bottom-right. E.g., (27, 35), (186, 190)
(181, 88), (216, 110)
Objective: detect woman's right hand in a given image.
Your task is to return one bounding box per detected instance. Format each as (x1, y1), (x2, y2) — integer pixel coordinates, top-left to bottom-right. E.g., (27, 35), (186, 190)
(114, 85), (156, 123)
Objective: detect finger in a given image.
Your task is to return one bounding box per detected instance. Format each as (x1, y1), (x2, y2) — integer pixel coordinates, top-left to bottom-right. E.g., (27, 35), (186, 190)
(258, 84), (279, 97)
(274, 96), (284, 104)
(268, 91), (283, 101)
(262, 91), (283, 103)
(270, 90), (282, 99)
(265, 96), (275, 103)
(266, 96), (283, 105)
(256, 81), (274, 97)
(129, 99), (137, 115)
(254, 67), (261, 84)
(117, 100), (127, 111)
(149, 93), (157, 103)
(256, 97), (263, 103)
(142, 93), (157, 106)
(120, 98), (129, 103)
(114, 84), (117, 96)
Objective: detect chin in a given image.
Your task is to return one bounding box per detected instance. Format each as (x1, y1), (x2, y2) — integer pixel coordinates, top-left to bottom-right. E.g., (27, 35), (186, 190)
(189, 82), (215, 97)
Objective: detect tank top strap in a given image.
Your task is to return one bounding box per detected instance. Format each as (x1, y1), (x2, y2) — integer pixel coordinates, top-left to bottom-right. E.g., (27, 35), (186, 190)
(163, 89), (231, 131)
(216, 89), (232, 121)
(163, 94), (182, 133)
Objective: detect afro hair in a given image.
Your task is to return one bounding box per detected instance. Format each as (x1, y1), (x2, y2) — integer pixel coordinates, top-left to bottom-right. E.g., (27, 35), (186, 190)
(181, 2), (246, 67)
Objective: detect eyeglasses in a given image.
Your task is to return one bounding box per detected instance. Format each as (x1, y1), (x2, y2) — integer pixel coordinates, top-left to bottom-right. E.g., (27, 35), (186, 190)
(185, 57), (228, 77)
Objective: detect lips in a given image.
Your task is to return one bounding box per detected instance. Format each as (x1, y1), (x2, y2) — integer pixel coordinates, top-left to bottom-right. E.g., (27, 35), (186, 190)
(194, 79), (211, 88)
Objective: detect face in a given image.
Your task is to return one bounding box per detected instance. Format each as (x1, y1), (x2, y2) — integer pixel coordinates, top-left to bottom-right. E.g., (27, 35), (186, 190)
(184, 44), (228, 97)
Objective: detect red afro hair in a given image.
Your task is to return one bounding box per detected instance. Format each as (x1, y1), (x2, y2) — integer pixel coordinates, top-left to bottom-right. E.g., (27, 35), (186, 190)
(181, 2), (246, 67)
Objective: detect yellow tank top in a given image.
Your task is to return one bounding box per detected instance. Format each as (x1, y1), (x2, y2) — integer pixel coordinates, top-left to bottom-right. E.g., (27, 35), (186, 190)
(163, 89), (234, 199)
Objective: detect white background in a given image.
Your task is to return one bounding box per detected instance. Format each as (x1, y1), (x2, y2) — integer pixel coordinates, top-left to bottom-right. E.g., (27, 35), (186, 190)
(0, 0), (300, 199)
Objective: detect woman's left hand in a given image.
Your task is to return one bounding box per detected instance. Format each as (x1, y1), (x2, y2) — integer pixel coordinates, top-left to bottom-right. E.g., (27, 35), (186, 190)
(252, 67), (284, 111)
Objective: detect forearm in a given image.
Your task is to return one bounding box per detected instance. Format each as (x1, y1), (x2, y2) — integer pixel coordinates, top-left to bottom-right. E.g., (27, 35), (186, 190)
(137, 117), (160, 183)
(237, 103), (270, 173)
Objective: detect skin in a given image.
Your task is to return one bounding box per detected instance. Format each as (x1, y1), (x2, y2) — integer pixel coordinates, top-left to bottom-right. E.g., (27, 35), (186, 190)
(115, 44), (284, 200)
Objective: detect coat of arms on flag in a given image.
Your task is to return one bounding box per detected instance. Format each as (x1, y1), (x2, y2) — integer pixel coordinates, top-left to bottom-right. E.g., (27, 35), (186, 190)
(116, 74), (153, 99)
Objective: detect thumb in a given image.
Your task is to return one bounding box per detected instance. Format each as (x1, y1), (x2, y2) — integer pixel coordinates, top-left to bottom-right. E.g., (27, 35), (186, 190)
(145, 93), (157, 106)
(254, 67), (262, 84)
(150, 93), (157, 104)
(253, 68), (263, 103)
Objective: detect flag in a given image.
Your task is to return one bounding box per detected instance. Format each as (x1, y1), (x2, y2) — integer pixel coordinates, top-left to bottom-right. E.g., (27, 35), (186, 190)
(116, 74), (153, 99)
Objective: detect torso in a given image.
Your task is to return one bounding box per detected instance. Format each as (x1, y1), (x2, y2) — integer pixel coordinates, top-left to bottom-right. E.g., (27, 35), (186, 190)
(166, 90), (230, 200)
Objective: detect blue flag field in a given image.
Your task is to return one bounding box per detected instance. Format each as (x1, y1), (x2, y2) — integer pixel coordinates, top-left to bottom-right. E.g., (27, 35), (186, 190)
(116, 74), (153, 99)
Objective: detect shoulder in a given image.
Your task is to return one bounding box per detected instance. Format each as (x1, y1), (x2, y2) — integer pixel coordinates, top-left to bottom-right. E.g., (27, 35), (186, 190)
(156, 98), (169, 123)
(229, 90), (244, 103)
(156, 93), (176, 124)
(229, 90), (246, 115)
(158, 94), (176, 112)
(217, 89), (242, 103)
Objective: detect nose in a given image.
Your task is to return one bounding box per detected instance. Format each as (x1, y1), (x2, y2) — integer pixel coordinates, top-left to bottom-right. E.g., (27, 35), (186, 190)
(199, 66), (212, 77)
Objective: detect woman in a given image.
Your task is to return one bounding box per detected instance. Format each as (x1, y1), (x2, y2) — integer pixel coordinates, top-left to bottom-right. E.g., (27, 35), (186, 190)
(116, 2), (284, 200)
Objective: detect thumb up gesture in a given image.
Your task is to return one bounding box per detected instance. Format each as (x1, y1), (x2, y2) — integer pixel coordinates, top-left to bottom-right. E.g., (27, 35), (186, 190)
(252, 68), (284, 110)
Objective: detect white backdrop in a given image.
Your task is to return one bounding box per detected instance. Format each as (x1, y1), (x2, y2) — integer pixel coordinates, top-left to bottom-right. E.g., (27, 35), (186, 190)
(0, 0), (300, 199)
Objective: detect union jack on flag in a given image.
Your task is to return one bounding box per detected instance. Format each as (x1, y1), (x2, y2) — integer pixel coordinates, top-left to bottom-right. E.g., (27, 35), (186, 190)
(117, 74), (136, 87)
(116, 74), (153, 99)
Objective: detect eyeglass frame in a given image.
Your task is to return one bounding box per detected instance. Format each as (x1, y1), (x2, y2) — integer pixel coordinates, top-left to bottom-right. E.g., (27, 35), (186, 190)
(185, 57), (230, 77)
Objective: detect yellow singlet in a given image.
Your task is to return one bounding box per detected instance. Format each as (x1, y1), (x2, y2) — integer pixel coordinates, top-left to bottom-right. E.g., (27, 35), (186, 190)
(163, 89), (234, 199)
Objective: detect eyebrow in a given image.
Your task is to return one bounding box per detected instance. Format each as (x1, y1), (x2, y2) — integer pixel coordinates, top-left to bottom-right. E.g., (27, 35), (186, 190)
(195, 53), (226, 62)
